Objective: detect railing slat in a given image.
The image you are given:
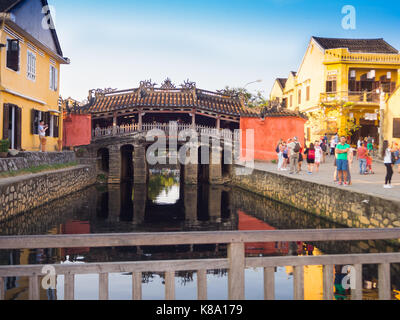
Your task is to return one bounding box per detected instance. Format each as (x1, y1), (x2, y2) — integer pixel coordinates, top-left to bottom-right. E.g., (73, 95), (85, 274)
(293, 265), (304, 300)
(351, 264), (363, 300)
(99, 273), (109, 300)
(0, 277), (4, 300)
(228, 243), (245, 300)
(64, 273), (75, 300)
(378, 263), (391, 300)
(323, 265), (334, 300)
(263, 267), (275, 300)
(197, 270), (207, 300)
(29, 275), (39, 300)
(132, 272), (142, 300)
(165, 271), (175, 300)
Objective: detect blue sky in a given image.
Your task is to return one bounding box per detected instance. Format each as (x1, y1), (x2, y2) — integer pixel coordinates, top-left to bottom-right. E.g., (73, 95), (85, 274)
(48, 0), (400, 101)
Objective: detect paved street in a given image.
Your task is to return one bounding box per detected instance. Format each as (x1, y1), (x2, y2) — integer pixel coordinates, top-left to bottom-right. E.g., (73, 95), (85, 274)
(250, 155), (400, 203)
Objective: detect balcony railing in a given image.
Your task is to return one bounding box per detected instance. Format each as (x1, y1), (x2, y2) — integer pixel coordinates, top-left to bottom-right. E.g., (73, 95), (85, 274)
(320, 91), (382, 104)
(0, 228), (400, 300)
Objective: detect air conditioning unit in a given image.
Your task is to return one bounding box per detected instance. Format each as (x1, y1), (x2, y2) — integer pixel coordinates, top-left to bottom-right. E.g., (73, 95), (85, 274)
(387, 72), (392, 79)
(350, 70), (356, 78)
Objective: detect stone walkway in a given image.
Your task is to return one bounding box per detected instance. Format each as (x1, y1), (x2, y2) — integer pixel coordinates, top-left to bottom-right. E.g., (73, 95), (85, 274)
(248, 155), (400, 203)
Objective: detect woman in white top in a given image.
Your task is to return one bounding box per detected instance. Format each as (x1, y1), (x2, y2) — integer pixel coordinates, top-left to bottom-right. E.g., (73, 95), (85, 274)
(314, 141), (323, 173)
(383, 141), (394, 188)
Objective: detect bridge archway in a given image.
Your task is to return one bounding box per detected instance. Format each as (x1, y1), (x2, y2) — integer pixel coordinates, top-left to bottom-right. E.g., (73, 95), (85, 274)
(97, 148), (110, 173)
(121, 144), (134, 181)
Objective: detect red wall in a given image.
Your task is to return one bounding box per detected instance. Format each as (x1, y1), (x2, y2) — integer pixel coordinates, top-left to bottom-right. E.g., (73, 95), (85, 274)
(240, 116), (307, 161)
(63, 114), (92, 147)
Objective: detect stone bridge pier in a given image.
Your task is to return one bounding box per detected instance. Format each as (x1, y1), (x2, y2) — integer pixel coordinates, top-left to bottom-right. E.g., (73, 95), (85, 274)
(85, 133), (234, 185)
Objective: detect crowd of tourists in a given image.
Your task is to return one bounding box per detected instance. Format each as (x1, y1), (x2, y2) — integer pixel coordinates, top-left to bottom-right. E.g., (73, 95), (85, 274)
(275, 133), (400, 188)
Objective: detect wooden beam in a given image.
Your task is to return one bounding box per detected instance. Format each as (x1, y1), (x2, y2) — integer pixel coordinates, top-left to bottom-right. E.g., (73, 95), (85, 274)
(351, 264), (363, 301)
(99, 273), (109, 300)
(0, 259), (229, 277)
(29, 275), (39, 300)
(293, 265), (304, 300)
(228, 243), (245, 300)
(1, 228), (399, 249)
(64, 273), (75, 300)
(323, 265), (334, 300)
(378, 263), (391, 300)
(246, 253), (400, 268)
(0, 277), (4, 300)
(197, 269), (207, 300)
(263, 267), (275, 300)
(132, 272), (142, 300)
(165, 271), (175, 300)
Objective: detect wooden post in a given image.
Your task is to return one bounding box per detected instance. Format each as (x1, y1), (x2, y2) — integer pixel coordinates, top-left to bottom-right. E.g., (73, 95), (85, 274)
(323, 265), (334, 300)
(165, 271), (175, 300)
(293, 265), (304, 300)
(99, 273), (109, 300)
(191, 111), (196, 129)
(378, 263), (391, 300)
(228, 242), (245, 300)
(263, 267), (275, 300)
(138, 111), (143, 131)
(351, 264), (363, 300)
(29, 275), (39, 300)
(64, 273), (75, 300)
(132, 272), (142, 300)
(197, 269), (207, 300)
(0, 277), (4, 300)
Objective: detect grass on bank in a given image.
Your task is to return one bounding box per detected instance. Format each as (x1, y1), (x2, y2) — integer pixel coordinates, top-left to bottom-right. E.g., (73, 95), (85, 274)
(0, 161), (79, 179)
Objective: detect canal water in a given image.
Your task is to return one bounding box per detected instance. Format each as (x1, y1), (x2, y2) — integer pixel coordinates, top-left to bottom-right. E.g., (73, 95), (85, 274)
(0, 169), (399, 300)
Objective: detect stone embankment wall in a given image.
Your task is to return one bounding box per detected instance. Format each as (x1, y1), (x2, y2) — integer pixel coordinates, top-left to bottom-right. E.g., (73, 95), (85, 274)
(232, 166), (400, 230)
(0, 165), (97, 222)
(0, 151), (76, 172)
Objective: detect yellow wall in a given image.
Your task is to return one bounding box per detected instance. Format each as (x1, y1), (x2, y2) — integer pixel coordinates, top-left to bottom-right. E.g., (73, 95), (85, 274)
(270, 80), (284, 102)
(0, 24), (63, 151)
(386, 87), (400, 145)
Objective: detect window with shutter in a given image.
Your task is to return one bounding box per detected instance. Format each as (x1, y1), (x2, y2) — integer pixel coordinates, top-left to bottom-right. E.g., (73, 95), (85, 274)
(393, 119), (400, 138)
(27, 50), (36, 81)
(53, 116), (59, 138)
(6, 39), (19, 71)
(49, 65), (58, 91)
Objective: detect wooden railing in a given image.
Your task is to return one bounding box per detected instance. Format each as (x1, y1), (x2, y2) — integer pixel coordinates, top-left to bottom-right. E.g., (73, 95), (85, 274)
(92, 123), (238, 141)
(0, 228), (399, 300)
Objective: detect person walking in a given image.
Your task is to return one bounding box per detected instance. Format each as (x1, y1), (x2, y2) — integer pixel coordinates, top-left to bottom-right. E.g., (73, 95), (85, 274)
(330, 137), (336, 156)
(288, 137), (300, 174)
(304, 143), (315, 174)
(346, 146), (354, 185)
(357, 143), (368, 175)
(298, 143), (304, 172)
(335, 136), (350, 186)
(314, 141), (323, 173)
(383, 141), (395, 188)
(277, 140), (284, 171)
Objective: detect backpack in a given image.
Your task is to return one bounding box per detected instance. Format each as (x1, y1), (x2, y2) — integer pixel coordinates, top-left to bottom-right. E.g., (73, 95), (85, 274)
(276, 144), (280, 153)
(293, 142), (300, 153)
(321, 143), (327, 152)
(308, 149), (315, 160)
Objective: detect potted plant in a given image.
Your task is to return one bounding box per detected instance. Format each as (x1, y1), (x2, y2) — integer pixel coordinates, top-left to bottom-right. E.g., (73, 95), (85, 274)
(0, 139), (9, 158)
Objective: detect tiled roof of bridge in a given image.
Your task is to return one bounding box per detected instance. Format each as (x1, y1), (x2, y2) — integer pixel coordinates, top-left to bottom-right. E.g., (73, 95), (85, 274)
(78, 86), (258, 117)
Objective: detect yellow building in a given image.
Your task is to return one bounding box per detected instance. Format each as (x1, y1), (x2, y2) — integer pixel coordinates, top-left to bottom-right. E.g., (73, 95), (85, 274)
(273, 37), (400, 144)
(0, 0), (69, 151)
